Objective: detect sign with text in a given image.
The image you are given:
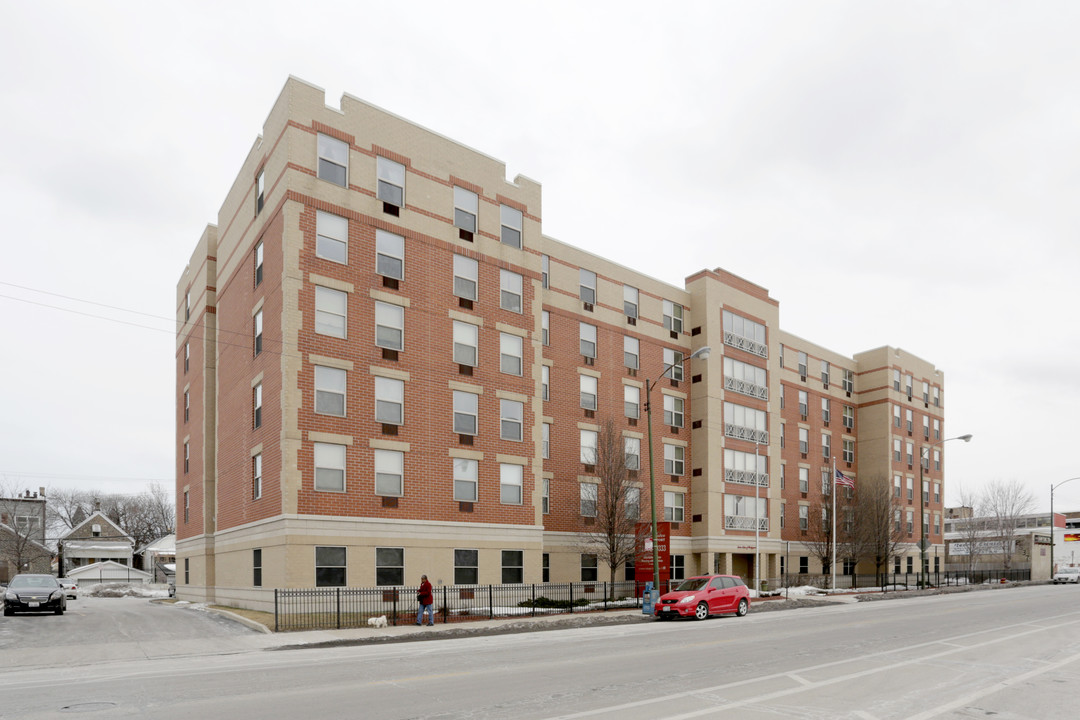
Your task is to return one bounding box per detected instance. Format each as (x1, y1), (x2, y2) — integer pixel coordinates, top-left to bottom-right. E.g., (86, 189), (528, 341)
(635, 522), (671, 585)
(1065, 533), (1080, 542)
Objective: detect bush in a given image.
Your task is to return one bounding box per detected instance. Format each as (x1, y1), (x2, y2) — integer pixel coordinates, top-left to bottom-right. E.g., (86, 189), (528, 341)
(517, 596), (591, 609)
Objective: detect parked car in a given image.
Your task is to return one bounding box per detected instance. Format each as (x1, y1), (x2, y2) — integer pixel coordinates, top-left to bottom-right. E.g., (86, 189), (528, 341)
(60, 580), (78, 599)
(3, 574), (67, 616)
(654, 574), (750, 620)
(1053, 567), (1080, 584)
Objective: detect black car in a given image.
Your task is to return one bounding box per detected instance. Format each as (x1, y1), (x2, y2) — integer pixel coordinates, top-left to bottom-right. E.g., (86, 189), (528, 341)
(3, 574), (67, 616)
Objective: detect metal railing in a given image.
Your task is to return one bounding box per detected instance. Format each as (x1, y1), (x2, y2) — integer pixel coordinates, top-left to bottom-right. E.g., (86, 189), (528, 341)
(772, 567), (1031, 592)
(273, 580), (674, 632)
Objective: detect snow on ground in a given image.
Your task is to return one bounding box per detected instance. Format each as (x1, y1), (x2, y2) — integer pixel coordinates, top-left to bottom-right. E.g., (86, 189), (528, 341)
(78, 582), (171, 599)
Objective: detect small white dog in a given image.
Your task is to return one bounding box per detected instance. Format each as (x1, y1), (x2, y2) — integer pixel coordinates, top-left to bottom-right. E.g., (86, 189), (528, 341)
(367, 615), (388, 628)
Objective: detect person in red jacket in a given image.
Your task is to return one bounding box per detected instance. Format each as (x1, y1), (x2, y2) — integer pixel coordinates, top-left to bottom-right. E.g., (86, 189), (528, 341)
(416, 574), (435, 626)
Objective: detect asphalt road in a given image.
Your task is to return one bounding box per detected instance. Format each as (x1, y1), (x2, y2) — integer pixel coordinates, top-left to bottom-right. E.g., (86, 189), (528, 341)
(2, 585), (1079, 719)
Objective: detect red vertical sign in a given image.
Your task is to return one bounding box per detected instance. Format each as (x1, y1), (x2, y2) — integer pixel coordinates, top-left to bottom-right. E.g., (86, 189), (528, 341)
(634, 522), (671, 585)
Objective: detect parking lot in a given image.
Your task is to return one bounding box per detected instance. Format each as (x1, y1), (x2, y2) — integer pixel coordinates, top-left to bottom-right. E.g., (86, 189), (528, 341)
(0, 594), (260, 669)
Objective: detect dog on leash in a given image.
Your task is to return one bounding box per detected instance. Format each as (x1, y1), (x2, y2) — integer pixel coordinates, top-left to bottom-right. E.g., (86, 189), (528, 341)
(367, 615), (388, 628)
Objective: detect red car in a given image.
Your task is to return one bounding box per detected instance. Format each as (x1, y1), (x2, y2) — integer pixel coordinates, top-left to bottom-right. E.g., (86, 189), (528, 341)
(654, 575), (750, 620)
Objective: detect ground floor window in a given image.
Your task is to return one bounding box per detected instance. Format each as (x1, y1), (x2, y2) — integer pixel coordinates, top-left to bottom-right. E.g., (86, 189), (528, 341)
(376, 547), (403, 586)
(843, 558), (855, 575)
(253, 548), (262, 587)
(894, 556), (901, 574)
(581, 553), (598, 582)
(906, 556), (914, 574)
(542, 553), (550, 583)
(316, 546), (346, 587)
(799, 556), (809, 574)
(670, 555), (684, 581)
(502, 550), (523, 584)
(624, 559), (635, 582)
(455, 549), (478, 585)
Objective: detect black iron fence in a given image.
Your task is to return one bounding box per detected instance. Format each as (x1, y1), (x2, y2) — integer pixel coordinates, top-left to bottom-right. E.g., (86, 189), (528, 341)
(273, 580), (666, 632)
(773, 567), (1031, 592)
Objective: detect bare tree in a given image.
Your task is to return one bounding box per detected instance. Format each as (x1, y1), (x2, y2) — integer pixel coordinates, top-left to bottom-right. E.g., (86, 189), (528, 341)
(951, 483), (989, 578)
(855, 475), (907, 586)
(47, 485), (176, 553)
(802, 499), (836, 586)
(983, 478), (1035, 572)
(578, 418), (641, 584)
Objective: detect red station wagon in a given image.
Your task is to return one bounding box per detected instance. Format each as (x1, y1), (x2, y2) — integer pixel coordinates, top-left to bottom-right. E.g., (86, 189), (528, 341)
(654, 574), (750, 620)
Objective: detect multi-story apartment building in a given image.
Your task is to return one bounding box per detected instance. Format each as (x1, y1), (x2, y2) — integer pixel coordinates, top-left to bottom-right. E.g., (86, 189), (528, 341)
(175, 77), (954, 609)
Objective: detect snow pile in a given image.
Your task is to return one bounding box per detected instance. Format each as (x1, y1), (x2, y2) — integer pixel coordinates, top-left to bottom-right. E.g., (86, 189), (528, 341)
(79, 582), (172, 599)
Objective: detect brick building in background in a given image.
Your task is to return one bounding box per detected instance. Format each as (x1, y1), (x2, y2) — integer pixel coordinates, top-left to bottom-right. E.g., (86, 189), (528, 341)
(176, 77), (953, 610)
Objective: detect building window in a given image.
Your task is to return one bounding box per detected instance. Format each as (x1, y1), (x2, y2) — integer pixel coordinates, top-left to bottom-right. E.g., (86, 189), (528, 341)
(799, 556), (809, 574)
(500, 333), (523, 376)
(184, 557), (189, 583)
(374, 449), (404, 496)
(184, 343), (190, 373)
(542, 423), (551, 459)
(906, 441), (914, 466)
(580, 482), (597, 517)
(624, 285), (638, 318)
(185, 290), (191, 320)
(315, 286), (347, 338)
(923, 416), (930, 438)
(893, 369), (902, 392)
(500, 398), (524, 441)
(894, 438), (902, 463)
(798, 352), (808, 378)
(374, 301), (404, 351)
(500, 269), (523, 313)
(374, 376), (404, 425)
(255, 169), (265, 215)
(664, 444), (684, 475)
(453, 321), (479, 366)
(663, 395), (684, 428)
(252, 453), (262, 500)
(317, 134), (348, 187)
(843, 405), (855, 429)
(375, 547), (404, 586)
(376, 156), (405, 208)
(542, 365), (550, 401)
(253, 310), (263, 356)
(626, 486), (641, 519)
(453, 186), (478, 233)
(624, 385), (640, 419)
(663, 300), (683, 333)
(798, 390), (808, 417)
(624, 336), (639, 370)
(842, 369), (854, 393)
(894, 475), (902, 498)
(799, 506), (808, 531)
(664, 348), (684, 381)
(671, 555), (685, 581)
(724, 357), (768, 400)
(375, 230), (404, 280)
(253, 548), (262, 587)
(316, 210), (348, 264)
(907, 476), (914, 501)
(580, 375), (598, 411)
(314, 366), (347, 417)
(314, 442), (346, 492)
(541, 254), (549, 289)
(821, 398), (830, 423)
(625, 437), (640, 470)
(184, 442), (189, 474)
(821, 361), (830, 386)
(580, 268), (597, 304)
(579, 323), (597, 359)
(906, 408), (913, 433)
(723, 310), (768, 357)
(502, 550), (524, 584)
(183, 390), (189, 422)
(933, 418), (940, 440)
(580, 429), (597, 465)
(254, 241), (264, 286)
(455, 548), (478, 585)
(315, 545), (346, 587)
(664, 491), (685, 522)
(453, 255), (478, 301)
(842, 439), (855, 463)
(799, 467), (809, 493)
(183, 490), (189, 523)
(453, 457), (478, 502)
(500, 463), (523, 505)
(542, 477), (550, 513)
(580, 553), (598, 582)
(452, 390), (478, 435)
(500, 204), (522, 248)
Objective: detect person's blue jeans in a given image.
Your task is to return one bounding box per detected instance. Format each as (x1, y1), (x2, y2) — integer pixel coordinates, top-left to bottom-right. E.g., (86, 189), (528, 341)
(417, 603), (434, 625)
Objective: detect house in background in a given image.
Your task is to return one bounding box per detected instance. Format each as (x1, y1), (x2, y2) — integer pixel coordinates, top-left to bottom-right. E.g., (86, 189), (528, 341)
(66, 560), (153, 586)
(0, 488), (50, 582)
(137, 534), (176, 583)
(59, 510), (133, 576)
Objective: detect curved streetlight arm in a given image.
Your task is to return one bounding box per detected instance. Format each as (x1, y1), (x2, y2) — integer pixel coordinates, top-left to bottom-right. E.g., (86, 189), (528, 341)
(1050, 476), (1080, 575)
(918, 433), (972, 588)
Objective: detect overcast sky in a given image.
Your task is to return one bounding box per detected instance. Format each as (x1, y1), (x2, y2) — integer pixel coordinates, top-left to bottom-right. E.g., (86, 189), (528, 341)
(1, 1), (1077, 513)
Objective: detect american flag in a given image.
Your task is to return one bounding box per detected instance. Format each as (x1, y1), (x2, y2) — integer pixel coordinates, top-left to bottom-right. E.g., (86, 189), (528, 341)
(834, 468), (855, 488)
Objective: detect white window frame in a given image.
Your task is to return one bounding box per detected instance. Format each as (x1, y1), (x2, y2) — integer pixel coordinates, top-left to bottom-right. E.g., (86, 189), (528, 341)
(664, 491), (685, 522)
(374, 376), (404, 425)
(664, 443), (684, 476)
(453, 186), (478, 233)
(663, 300), (683, 333)
(314, 365), (347, 417)
(376, 156), (405, 207)
(375, 229), (404, 280)
(453, 321), (478, 367)
(314, 442), (346, 492)
(452, 390), (478, 435)
(316, 210), (348, 264)
(625, 437), (640, 470)
(579, 268), (597, 304)
(624, 336), (639, 369)
(315, 286), (347, 339)
(500, 333), (523, 376)
(453, 457), (478, 502)
(624, 385), (640, 419)
(374, 301), (404, 351)
(500, 204), (523, 248)
(663, 394), (684, 428)
(252, 453), (262, 500)
(500, 269), (523, 313)
(580, 375), (598, 411)
(542, 365), (550, 401)
(453, 254), (478, 301)
(500, 463), (523, 505)
(580, 482), (598, 517)
(580, 429), (597, 465)
(623, 285), (638, 318)
(542, 310), (550, 346)
(663, 348), (684, 381)
(374, 449), (404, 497)
(542, 477), (550, 513)
(317, 133), (348, 187)
(500, 398), (524, 441)
(579, 323), (597, 359)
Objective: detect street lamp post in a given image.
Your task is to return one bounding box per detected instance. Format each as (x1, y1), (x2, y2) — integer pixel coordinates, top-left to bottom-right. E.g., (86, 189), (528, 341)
(646, 345), (710, 594)
(1050, 476), (1080, 577)
(919, 433), (972, 588)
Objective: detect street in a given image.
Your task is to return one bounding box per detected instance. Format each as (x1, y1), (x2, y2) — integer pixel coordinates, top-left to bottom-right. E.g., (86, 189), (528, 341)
(1, 585), (1078, 719)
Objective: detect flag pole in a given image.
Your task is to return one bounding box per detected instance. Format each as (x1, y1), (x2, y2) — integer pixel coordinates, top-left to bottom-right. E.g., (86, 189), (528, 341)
(831, 456), (837, 591)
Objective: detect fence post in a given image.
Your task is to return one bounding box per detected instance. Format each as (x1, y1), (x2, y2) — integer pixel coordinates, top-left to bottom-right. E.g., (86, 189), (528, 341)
(274, 588), (279, 632)
(603, 582), (608, 611)
(442, 586), (447, 624)
(392, 590), (398, 626)
(531, 584), (536, 617)
(489, 585), (494, 620)
(336, 587), (341, 629)
(569, 582), (574, 614)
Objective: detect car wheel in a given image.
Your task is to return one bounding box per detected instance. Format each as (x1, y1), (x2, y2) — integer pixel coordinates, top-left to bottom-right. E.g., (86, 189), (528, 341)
(736, 598), (749, 617)
(695, 602), (709, 621)
(55, 607), (64, 616)
(3, 608), (13, 617)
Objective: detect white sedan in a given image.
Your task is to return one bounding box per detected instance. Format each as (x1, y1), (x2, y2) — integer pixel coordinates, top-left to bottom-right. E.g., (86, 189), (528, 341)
(60, 580), (78, 599)
(1053, 567), (1080, 584)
